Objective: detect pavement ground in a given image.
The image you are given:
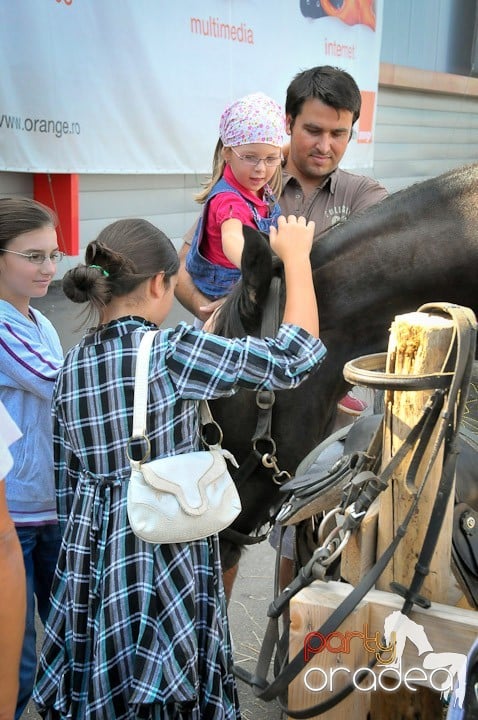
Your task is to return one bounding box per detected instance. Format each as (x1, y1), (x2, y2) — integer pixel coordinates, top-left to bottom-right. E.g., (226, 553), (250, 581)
(22, 283), (284, 719)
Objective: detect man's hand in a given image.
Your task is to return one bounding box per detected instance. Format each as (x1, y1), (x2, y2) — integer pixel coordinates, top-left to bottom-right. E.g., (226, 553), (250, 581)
(174, 238), (212, 320)
(200, 297), (226, 328)
(202, 299), (227, 333)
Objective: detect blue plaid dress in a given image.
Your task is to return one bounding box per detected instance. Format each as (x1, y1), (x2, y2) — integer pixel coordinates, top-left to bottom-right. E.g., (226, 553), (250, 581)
(33, 317), (326, 719)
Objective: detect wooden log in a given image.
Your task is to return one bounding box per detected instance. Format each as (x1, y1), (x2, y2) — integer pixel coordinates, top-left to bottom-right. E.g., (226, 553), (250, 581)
(376, 312), (456, 602)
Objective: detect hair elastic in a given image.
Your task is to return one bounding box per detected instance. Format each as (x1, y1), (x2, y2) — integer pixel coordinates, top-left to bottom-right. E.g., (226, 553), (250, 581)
(89, 264), (110, 277)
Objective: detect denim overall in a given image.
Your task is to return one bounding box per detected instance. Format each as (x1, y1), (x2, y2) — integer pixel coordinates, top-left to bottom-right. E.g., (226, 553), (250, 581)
(186, 177), (281, 299)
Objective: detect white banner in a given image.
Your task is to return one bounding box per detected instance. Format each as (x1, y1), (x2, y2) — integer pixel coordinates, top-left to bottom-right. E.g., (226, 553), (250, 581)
(0, 1), (383, 174)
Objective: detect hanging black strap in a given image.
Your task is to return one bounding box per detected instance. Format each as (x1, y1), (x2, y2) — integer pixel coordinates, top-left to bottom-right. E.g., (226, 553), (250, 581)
(220, 277), (283, 544)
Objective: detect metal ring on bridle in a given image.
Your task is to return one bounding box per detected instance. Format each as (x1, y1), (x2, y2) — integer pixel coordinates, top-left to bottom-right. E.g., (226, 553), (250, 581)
(256, 389), (276, 409)
(343, 352), (453, 391)
(305, 526), (351, 573)
(253, 437), (276, 458)
(323, 530), (351, 567)
(318, 505), (342, 545)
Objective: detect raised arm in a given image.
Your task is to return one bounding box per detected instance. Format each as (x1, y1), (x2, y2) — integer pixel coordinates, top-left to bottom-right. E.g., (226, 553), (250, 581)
(270, 215), (318, 337)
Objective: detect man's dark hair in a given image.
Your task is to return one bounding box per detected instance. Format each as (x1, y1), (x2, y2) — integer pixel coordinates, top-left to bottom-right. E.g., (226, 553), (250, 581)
(285, 65), (362, 126)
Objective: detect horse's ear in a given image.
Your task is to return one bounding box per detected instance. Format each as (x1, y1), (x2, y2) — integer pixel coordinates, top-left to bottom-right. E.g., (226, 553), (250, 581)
(241, 225), (273, 307)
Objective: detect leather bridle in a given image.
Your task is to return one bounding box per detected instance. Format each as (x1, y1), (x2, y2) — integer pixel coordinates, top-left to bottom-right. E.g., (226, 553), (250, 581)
(220, 275), (290, 547)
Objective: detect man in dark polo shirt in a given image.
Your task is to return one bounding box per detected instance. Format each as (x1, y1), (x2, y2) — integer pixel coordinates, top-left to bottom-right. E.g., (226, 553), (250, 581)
(279, 65), (387, 234)
(175, 65), (387, 329)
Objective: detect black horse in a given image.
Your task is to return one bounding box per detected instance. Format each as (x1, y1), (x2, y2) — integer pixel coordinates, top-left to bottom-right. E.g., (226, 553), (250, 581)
(211, 162), (478, 575)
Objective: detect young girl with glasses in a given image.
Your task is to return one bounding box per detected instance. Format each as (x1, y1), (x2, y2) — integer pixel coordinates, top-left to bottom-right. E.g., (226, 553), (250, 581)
(33, 213), (325, 720)
(186, 92), (284, 304)
(0, 196), (64, 719)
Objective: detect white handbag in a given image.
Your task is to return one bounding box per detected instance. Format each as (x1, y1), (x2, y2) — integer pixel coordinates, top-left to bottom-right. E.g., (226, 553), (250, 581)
(127, 330), (241, 544)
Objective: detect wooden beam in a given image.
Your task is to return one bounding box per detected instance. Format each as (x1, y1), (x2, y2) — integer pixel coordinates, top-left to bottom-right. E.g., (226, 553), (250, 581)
(377, 312), (461, 605)
(291, 581), (478, 666)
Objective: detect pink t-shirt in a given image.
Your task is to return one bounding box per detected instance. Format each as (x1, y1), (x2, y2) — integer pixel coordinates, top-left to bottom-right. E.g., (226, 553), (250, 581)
(201, 164), (270, 269)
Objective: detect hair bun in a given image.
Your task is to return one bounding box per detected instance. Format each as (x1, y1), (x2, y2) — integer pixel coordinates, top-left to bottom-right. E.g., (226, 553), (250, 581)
(62, 265), (110, 304)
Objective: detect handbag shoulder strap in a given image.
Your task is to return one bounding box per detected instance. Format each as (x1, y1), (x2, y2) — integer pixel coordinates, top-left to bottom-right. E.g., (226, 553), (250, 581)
(131, 330), (159, 438)
(131, 329), (215, 440)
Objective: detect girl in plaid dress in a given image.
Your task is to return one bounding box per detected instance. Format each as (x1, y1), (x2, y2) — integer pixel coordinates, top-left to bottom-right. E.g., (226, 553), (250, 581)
(33, 215), (325, 720)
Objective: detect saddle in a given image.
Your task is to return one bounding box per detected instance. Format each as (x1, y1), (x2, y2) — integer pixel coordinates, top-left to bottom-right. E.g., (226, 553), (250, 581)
(278, 413), (381, 522)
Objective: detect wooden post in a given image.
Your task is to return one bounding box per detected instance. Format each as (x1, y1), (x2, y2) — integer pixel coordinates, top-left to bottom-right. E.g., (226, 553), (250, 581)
(376, 312), (457, 600)
(371, 311), (460, 718)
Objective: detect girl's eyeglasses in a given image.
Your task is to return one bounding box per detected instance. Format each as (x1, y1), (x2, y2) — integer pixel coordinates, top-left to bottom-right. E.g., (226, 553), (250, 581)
(0, 249), (65, 264)
(229, 146), (283, 167)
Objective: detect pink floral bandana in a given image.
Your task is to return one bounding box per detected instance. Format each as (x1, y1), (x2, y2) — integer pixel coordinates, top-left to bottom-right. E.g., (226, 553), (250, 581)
(219, 92), (285, 148)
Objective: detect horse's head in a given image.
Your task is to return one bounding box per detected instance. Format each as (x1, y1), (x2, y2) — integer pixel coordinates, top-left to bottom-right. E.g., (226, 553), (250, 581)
(211, 224), (341, 572)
